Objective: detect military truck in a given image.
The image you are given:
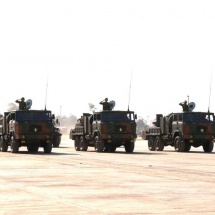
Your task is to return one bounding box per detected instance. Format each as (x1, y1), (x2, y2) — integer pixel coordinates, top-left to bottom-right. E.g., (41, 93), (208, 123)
(69, 110), (137, 153)
(145, 111), (215, 152)
(0, 110), (61, 153)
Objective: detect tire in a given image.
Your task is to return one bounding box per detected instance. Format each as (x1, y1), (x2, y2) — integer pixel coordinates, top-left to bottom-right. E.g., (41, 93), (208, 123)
(124, 141), (135, 153)
(27, 144), (39, 153)
(184, 140), (191, 152)
(79, 136), (88, 151)
(0, 137), (2, 151)
(94, 136), (104, 152)
(74, 136), (80, 151)
(53, 135), (61, 147)
(11, 140), (19, 153)
(44, 142), (52, 153)
(109, 145), (116, 152)
(148, 137), (155, 151)
(174, 136), (185, 152)
(155, 136), (164, 151)
(203, 141), (214, 153)
(2, 139), (8, 152)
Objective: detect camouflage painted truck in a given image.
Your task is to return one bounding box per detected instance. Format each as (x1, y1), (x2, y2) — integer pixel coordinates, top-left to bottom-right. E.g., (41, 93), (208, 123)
(69, 110), (137, 153)
(0, 110), (61, 153)
(145, 111), (215, 152)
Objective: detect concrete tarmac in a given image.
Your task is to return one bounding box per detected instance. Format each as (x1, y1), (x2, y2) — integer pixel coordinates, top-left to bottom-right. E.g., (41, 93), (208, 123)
(0, 137), (215, 215)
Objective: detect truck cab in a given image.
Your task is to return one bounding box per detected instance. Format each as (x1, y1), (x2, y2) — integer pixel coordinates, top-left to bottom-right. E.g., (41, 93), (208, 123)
(70, 110), (137, 153)
(0, 110), (61, 153)
(145, 111), (215, 152)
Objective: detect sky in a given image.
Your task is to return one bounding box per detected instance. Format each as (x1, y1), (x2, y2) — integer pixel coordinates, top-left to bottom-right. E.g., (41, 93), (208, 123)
(0, 0), (215, 122)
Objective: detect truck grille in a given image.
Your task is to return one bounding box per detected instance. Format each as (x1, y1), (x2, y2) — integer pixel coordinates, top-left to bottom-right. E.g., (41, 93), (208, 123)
(115, 125), (127, 132)
(196, 126), (207, 134)
(29, 125), (42, 133)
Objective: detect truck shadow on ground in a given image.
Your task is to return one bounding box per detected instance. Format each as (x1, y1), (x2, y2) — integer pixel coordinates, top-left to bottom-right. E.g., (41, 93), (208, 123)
(163, 150), (215, 154)
(53, 146), (71, 149)
(84, 150), (167, 155)
(46, 152), (79, 156)
(117, 152), (167, 155)
(9, 151), (79, 156)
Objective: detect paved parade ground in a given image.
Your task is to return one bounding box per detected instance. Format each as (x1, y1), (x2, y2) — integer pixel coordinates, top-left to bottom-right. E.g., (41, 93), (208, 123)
(0, 137), (215, 215)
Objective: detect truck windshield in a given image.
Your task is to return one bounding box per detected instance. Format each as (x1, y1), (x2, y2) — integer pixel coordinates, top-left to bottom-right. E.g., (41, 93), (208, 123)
(101, 112), (135, 122)
(15, 111), (52, 122)
(183, 113), (215, 123)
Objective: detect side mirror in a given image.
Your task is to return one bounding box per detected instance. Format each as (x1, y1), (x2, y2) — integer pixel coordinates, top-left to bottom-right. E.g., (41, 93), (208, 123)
(52, 114), (55, 119)
(56, 119), (59, 125)
(135, 114), (137, 119)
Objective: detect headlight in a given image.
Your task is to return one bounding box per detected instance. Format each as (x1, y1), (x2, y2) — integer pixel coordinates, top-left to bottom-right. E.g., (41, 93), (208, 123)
(108, 135), (111, 139)
(22, 135), (25, 139)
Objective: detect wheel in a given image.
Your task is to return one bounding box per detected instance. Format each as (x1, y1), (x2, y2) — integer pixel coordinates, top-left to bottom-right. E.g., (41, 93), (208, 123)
(1, 138), (8, 152)
(124, 141), (135, 153)
(0, 137), (2, 151)
(174, 136), (185, 152)
(103, 145), (109, 152)
(148, 137), (155, 151)
(74, 136), (80, 151)
(203, 141), (214, 152)
(53, 135), (61, 147)
(94, 136), (104, 152)
(79, 136), (88, 151)
(109, 145), (116, 152)
(184, 140), (191, 152)
(11, 139), (19, 153)
(27, 144), (39, 153)
(44, 142), (52, 153)
(155, 136), (164, 151)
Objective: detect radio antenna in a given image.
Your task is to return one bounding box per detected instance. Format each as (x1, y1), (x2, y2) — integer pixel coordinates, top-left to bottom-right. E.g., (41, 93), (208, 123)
(128, 70), (132, 111)
(45, 74), (49, 110)
(208, 69), (212, 112)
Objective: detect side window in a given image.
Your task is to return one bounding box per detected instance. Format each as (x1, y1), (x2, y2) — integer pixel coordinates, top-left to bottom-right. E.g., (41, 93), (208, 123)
(173, 114), (178, 121)
(97, 114), (101, 121)
(129, 113), (134, 120)
(93, 114), (97, 121)
(93, 114), (101, 121)
(179, 114), (182, 121)
(206, 114), (213, 121)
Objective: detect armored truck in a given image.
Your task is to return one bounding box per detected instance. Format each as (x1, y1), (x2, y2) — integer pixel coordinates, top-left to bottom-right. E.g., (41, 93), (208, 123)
(145, 111), (215, 152)
(70, 110), (137, 153)
(0, 110), (61, 153)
